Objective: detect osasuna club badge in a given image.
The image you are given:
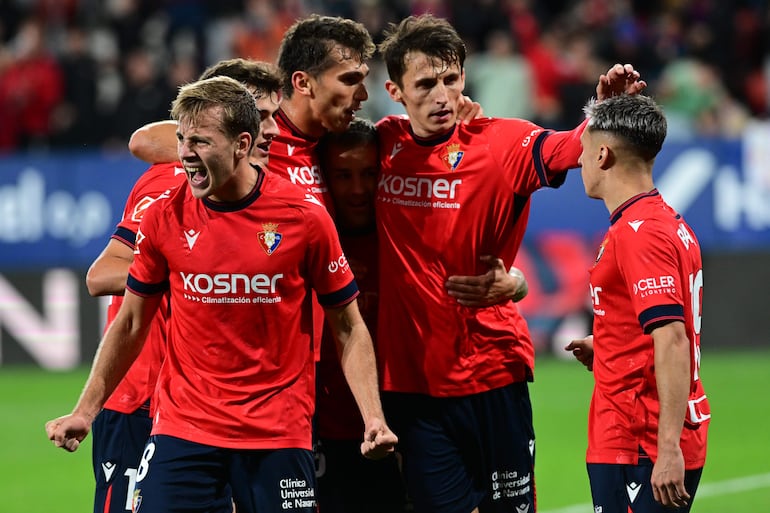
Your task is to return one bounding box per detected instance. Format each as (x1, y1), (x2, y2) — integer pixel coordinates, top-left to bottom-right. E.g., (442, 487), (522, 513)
(258, 222), (282, 255)
(595, 236), (608, 264)
(442, 143), (464, 171)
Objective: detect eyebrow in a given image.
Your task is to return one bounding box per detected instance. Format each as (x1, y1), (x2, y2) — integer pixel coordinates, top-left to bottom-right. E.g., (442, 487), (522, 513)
(339, 69), (368, 81)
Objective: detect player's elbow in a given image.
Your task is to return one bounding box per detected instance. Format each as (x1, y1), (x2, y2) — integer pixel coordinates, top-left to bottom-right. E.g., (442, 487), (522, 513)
(127, 127), (149, 159)
(85, 268), (104, 297)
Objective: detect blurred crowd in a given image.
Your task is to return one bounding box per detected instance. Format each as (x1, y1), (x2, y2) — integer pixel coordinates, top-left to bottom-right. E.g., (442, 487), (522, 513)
(0, 0), (768, 154)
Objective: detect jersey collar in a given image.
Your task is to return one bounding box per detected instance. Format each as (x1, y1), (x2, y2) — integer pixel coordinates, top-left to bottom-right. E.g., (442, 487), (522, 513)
(409, 124), (456, 147)
(276, 108), (319, 141)
(203, 165), (265, 212)
(609, 189), (659, 225)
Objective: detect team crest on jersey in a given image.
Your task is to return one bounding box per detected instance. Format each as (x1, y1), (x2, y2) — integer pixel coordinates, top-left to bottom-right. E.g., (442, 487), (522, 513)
(441, 143), (464, 171)
(132, 488), (142, 512)
(595, 236), (608, 264)
(258, 222), (282, 255)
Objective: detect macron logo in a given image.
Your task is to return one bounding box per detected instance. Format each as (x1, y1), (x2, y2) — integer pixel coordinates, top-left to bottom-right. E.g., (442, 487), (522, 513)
(287, 144), (295, 156)
(184, 229), (200, 250)
(304, 193), (323, 207)
(390, 142), (403, 160)
(628, 220), (645, 232)
(626, 482), (642, 503)
(101, 461), (116, 483)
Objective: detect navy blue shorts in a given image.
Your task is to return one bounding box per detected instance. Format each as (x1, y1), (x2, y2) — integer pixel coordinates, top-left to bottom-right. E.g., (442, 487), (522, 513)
(587, 453), (703, 513)
(91, 406), (152, 513)
(315, 438), (409, 513)
(383, 381), (536, 513)
(133, 435), (316, 513)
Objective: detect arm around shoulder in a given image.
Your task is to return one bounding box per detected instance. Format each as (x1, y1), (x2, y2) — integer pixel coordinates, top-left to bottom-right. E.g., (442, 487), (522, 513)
(128, 120), (179, 164)
(86, 238), (135, 296)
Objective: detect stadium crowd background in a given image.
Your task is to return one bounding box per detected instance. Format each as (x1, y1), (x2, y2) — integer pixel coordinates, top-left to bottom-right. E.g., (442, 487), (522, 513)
(0, 0), (767, 154)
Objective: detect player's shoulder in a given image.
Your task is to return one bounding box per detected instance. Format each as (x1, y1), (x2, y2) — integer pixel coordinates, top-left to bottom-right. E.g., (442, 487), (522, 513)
(132, 162), (186, 196)
(262, 172), (326, 212)
(459, 116), (543, 144)
(376, 114), (410, 132)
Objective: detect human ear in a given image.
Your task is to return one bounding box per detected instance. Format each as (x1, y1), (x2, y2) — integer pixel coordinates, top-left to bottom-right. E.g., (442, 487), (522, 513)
(292, 71), (312, 97)
(385, 80), (404, 104)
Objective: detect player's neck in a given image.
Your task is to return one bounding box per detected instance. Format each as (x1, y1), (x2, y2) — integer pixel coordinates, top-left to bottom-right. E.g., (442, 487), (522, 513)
(280, 97), (326, 139)
(603, 167), (655, 214)
(208, 164), (261, 203)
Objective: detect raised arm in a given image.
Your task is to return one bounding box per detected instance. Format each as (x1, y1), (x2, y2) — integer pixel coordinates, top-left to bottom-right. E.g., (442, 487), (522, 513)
(596, 63), (647, 101)
(650, 320), (692, 509)
(85, 239), (134, 296)
(45, 291), (163, 451)
(128, 120), (179, 164)
(445, 255), (528, 307)
(325, 299), (397, 459)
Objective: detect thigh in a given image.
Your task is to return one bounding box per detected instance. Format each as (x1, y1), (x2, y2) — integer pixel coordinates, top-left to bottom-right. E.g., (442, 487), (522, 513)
(230, 448), (317, 513)
(133, 435), (232, 513)
(474, 382), (536, 513)
(92, 408), (152, 513)
(587, 462), (704, 513)
(317, 438), (408, 513)
(384, 392), (482, 513)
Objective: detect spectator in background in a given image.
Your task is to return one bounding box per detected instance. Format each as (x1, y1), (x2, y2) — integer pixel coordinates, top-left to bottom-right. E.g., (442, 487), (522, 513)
(51, 25), (100, 148)
(231, 0), (298, 63)
(108, 47), (172, 146)
(0, 0), (767, 153)
(657, 57), (749, 140)
(0, 16), (63, 151)
(464, 29), (534, 119)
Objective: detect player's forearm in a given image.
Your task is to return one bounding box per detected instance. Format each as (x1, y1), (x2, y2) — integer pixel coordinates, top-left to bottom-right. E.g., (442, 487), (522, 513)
(73, 314), (149, 420)
(541, 118), (588, 172)
(653, 323), (691, 450)
(508, 266), (528, 302)
(337, 324), (386, 423)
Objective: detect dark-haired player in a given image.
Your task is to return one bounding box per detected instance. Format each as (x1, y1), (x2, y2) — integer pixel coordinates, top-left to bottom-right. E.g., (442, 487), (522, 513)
(566, 94), (709, 513)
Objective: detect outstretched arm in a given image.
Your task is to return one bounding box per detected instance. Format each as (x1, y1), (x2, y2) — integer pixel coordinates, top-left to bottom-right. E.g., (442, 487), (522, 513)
(128, 120), (179, 164)
(325, 299), (397, 459)
(445, 255), (528, 307)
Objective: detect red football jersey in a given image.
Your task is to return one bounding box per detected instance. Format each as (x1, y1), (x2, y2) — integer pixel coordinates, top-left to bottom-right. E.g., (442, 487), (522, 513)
(269, 108), (331, 207)
(269, 108), (332, 360)
(126, 170), (358, 450)
(316, 228), (378, 440)
(102, 162), (184, 414)
(587, 190), (709, 469)
(375, 115), (584, 396)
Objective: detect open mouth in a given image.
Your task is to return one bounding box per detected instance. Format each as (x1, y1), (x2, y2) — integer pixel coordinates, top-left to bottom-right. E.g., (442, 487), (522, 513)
(185, 165), (209, 187)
